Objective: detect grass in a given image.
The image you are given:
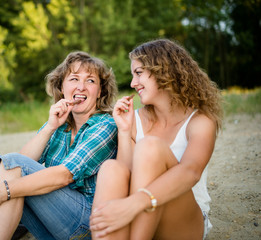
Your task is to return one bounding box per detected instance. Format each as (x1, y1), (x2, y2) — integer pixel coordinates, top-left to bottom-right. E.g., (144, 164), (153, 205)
(0, 87), (260, 134)
(222, 87), (261, 116)
(0, 101), (51, 134)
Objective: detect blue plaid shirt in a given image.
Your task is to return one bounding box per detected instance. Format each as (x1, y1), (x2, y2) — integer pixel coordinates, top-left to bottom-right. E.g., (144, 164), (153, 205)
(39, 113), (117, 202)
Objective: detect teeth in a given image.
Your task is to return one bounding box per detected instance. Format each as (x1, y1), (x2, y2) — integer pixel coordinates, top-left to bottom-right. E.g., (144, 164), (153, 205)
(74, 94), (87, 100)
(138, 89), (143, 94)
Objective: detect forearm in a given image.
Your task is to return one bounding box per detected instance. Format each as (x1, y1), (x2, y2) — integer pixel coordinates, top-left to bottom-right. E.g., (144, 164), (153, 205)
(145, 164), (199, 207)
(20, 124), (55, 161)
(116, 131), (134, 170)
(0, 165), (73, 202)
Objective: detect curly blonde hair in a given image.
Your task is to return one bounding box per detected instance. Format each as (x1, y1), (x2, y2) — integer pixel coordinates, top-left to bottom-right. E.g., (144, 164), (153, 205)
(129, 39), (223, 133)
(46, 51), (118, 131)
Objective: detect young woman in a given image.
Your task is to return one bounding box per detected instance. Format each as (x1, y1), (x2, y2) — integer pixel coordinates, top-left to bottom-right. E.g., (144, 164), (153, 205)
(90, 39), (223, 240)
(0, 51), (118, 240)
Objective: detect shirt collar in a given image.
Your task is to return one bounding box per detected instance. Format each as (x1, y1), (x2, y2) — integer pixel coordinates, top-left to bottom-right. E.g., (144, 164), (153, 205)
(85, 113), (108, 127)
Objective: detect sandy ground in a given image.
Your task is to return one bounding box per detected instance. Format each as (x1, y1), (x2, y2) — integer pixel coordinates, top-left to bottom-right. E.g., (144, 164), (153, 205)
(0, 113), (260, 239)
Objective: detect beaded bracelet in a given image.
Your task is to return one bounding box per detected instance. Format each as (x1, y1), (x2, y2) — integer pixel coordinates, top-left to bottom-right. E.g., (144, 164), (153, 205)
(138, 188), (157, 212)
(3, 180), (11, 201)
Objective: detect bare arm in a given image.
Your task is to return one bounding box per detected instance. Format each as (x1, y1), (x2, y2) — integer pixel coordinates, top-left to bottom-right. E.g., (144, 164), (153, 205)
(20, 124), (55, 161)
(0, 165), (73, 204)
(135, 114), (216, 208)
(113, 96), (136, 169)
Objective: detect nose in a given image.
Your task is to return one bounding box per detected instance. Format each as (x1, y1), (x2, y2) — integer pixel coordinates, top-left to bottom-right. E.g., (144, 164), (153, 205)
(130, 76), (137, 89)
(77, 80), (86, 91)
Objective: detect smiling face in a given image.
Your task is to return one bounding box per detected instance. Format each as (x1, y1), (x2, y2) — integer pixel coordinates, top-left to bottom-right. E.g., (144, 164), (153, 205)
(130, 59), (160, 105)
(62, 61), (101, 118)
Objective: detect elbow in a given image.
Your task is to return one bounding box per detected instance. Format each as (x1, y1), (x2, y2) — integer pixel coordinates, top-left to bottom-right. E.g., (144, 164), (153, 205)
(62, 173), (74, 187)
(61, 176), (74, 187)
(192, 171), (201, 185)
(187, 167), (202, 186)
(58, 166), (74, 187)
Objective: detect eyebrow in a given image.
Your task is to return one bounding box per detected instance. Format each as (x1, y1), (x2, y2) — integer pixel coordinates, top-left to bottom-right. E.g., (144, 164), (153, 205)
(133, 66), (144, 73)
(69, 73), (97, 78)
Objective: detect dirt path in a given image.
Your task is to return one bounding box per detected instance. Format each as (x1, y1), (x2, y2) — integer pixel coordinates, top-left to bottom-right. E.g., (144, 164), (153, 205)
(0, 114), (260, 239)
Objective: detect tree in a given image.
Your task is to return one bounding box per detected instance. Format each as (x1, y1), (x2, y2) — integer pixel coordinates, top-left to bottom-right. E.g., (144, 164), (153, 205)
(180, 0), (232, 88)
(227, 0), (261, 88)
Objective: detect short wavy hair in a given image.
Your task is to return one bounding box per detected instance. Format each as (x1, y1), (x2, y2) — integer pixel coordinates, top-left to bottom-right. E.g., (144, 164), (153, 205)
(46, 51), (118, 130)
(129, 39), (223, 133)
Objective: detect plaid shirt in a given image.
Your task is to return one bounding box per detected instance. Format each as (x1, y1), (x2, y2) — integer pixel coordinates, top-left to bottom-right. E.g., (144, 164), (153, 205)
(39, 113), (117, 202)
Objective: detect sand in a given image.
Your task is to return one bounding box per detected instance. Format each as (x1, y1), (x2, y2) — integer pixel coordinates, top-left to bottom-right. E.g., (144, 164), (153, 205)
(0, 113), (260, 239)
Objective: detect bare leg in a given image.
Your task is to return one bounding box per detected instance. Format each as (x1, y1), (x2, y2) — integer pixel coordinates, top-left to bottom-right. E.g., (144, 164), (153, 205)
(0, 162), (24, 240)
(130, 137), (204, 240)
(91, 160), (130, 240)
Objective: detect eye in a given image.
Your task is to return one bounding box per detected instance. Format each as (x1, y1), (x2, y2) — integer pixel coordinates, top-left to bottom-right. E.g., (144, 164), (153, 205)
(70, 77), (78, 81)
(134, 67), (144, 76)
(86, 78), (95, 83)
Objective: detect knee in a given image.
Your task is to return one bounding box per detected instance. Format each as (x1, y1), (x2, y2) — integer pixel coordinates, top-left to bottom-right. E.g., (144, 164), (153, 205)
(2, 153), (24, 161)
(98, 160), (130, 181)
(137, 135), (164, 150)
(0, 155), (22, 180)
(135, 136), (165, 161)
(133, 136), (176, 168)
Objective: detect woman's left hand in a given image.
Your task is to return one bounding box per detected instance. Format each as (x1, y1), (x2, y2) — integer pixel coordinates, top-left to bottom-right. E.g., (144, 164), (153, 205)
(90, 197), (138, 238)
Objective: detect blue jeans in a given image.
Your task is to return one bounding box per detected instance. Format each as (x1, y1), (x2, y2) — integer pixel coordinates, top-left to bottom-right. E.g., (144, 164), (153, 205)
(1, 153), (92, 240)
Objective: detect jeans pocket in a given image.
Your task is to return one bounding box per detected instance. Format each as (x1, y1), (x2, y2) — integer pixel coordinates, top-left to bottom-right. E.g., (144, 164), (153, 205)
(69, 225), (92, 240)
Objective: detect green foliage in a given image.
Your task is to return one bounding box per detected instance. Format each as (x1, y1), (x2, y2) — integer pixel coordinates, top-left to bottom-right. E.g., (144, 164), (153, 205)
(0, 26), (16, 90)
(103, 47), (131, 89)
(12, 2), (51, 52)
(0, 0), (260, 104)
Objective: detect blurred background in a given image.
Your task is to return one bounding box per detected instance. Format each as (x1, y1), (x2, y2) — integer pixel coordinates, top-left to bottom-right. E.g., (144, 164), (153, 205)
(1, 2), (260, 239)
(0, 0), (260, 133)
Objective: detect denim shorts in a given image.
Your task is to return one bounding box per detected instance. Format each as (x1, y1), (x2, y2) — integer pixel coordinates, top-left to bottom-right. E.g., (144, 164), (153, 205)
(1, 153), (92, 240)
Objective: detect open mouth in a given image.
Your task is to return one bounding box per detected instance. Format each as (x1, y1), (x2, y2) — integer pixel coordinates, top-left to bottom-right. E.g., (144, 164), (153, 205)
(73, 94), (87, 102)
(137, 88), (144, 95)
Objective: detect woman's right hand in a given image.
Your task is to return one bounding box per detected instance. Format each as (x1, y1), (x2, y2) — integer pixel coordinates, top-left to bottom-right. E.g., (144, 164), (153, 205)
(90, 196), (139, 238)
(113, 95), (134, 133)
(46, 99), (75, 132)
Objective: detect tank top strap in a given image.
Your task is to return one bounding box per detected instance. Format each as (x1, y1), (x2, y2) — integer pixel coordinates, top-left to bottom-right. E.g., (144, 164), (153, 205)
(135, 109), (144, 142)
(181, 109), (198, 130)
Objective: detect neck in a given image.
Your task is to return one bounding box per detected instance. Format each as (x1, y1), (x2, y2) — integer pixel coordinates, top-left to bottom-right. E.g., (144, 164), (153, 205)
(152, 104), (191, 127)
(72, 112), (93, 134)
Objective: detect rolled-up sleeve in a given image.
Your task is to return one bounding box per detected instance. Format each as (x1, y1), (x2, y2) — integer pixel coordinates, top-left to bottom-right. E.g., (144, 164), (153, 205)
(62, 119), (117, 188)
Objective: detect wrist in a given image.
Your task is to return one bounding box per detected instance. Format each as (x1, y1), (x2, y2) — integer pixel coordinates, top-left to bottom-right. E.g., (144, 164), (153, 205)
(129, 190), (156, 215)
(44, 123), (57, 134)
(138, 188), (157, 212)
(0, 182), (8, 203)
(118, 130), (132, 139)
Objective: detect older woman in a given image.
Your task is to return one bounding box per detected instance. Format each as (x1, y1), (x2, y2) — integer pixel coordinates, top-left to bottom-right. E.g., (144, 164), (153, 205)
(90, 39), (223, 240)
(0, 51), (118, 240)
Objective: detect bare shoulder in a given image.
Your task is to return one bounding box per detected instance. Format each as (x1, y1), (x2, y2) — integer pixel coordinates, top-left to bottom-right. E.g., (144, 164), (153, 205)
(187, 112), (216, 139)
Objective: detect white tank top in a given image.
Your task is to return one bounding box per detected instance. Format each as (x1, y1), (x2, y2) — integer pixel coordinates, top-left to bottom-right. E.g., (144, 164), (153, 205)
(135, 109), (211, 214)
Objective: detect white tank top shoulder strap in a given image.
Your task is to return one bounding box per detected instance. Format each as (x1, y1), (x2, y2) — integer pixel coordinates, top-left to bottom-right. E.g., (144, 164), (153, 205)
(182, 109), (198, 130)
(171, 109), (198, 145)
(135, 109), (144, 142)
